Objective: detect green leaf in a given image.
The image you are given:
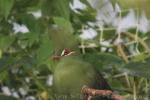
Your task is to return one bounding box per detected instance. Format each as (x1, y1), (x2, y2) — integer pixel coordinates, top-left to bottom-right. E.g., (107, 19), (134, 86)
(19, 14), (44, 33)
(0, 95), (17, 100)
(108, 78), (124, 91)
(42, 0), (70, 20)
(19, 32), (39, 48)
(79, 0), (90, 6)
(0, 0), (14, 19)
(0, 49), (2, 58)
(83, 53), (123, 70)
(0, 70), (8, 81)
(123, 58), (150, 78)
(0, 35), (15, 50)
(36, 34), (53, 64)
(76, 7), (96, 22)
(27, 0), (46, 11)
(132, 53), (145, 62)
(0, 56), (16, 73)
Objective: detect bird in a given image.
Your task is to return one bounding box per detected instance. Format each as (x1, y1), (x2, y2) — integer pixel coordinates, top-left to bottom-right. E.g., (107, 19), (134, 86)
(52, 48), (113, 100)
(49, 18), (113, 100)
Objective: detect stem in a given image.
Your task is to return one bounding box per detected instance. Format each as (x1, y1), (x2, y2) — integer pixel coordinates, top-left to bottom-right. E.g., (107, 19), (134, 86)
(145, 79), (149, 99)
(81, 39), (86, 54)
(81, 85), (127, 100)
(88, 96), (92, 100)
(81, 85), (112, 96)
(133, 78), (137, 100)
(99, 26), (103, 52)
(124, 73), (131, 89)
(122, 32), (150, 54)
(117, 44), (129, 63)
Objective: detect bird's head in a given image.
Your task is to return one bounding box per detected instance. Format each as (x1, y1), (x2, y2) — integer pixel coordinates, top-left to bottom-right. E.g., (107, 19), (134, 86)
(52, 48), (75, 60)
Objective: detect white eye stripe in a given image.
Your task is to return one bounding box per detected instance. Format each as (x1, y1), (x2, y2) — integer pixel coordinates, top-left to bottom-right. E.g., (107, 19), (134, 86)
(61, 50), (75, 57)
(64, 51), (75, 56)
(61, 50), (65, 56)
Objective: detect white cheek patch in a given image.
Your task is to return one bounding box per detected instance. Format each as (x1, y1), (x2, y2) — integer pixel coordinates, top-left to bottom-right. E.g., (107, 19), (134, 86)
(61, 50), (65, 56)
(64, 51), (75, 56)
(60, 50), (75, 57)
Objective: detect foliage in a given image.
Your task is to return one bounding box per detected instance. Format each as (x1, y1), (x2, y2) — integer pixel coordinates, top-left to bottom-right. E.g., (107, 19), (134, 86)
(0, 0), (150, 100)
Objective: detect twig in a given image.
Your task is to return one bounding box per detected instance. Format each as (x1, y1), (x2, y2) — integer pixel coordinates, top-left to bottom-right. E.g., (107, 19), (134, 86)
(111, 93), (127, 100)
(122, 32), (150, 54)
(133, 77), (137, 100)
(117, 44), (129, 63)
(87, 96), (92, 100)
(81, 85), (112, 96)
(81, 85), (127, 100)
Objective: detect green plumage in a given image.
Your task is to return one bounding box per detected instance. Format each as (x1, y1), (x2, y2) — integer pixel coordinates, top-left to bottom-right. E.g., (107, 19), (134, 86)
(50, 17), (112, 100)
(49, 17), (79, 53)
(49, 27), (78, 52)
(53, 55), (112, 100)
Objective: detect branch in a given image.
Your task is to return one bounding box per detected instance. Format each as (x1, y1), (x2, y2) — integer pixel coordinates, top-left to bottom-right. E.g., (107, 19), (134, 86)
(117, 44), (129, 63)
(122, 32), (150, 54)
(81, 85), (112, 96)
(81, 85), (127, 100)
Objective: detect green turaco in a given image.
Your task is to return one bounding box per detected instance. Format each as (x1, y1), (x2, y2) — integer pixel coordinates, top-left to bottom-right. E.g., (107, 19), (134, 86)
(49, 17), (113, 100)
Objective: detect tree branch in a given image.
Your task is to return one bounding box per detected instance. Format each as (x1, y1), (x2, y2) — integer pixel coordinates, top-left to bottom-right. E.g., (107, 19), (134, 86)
(81, 85), (127, 100)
